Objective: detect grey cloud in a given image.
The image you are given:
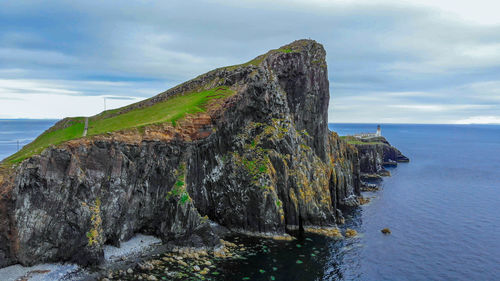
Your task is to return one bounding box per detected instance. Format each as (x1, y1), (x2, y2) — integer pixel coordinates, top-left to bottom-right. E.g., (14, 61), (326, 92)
(104, 96), (140, 101)
(0, 0), (499, 122)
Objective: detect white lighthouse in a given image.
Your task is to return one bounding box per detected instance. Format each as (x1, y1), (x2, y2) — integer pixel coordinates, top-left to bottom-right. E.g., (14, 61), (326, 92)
(376, 125), (381, 137)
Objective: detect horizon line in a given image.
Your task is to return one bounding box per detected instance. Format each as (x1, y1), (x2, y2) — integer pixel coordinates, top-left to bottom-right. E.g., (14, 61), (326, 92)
(1, 118), (500, 126)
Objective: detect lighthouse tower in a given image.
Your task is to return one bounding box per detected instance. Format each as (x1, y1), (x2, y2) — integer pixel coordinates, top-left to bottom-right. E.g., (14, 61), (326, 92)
(376, 125), (381, 137)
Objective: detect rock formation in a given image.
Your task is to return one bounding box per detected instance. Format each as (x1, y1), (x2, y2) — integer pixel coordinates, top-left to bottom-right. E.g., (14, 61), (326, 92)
(344, 136), (409, 179)
(0, 39), (405, 268)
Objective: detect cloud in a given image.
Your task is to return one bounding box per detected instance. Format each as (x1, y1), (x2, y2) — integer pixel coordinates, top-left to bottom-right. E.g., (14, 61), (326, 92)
(0, 0), (499, 123)
(0, 92), (143, 119)
(454, 116), (500, 124)
(0, 79), (167, 97)
(389, 104), (494, 112)
(104, 96), (139, 101)
(0, 79), (166, 118)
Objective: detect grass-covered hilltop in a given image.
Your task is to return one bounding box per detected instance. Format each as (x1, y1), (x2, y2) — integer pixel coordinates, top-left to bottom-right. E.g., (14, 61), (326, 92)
(0, 39), (407, 271)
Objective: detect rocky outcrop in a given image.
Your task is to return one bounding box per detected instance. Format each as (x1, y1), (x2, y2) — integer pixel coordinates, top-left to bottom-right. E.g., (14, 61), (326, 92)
(347, 136), (409, 178)
(0, 40), (401, 268)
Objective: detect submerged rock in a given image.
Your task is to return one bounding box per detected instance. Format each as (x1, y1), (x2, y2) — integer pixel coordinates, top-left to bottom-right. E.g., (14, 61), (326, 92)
(381, 228), (392, 235)
(358, 197), (371, 205)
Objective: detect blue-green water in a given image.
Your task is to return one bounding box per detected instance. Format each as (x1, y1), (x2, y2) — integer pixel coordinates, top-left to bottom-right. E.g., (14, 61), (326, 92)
(1, 121), (499, 280)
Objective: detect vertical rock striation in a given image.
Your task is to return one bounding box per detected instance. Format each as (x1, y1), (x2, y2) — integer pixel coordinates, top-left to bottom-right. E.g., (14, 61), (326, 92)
(349, 136), (409, 177)
(0, 40), (403, 268)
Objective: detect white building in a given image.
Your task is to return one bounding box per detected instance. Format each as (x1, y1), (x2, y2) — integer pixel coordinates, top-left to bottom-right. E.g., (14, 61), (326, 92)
(353, 125), (382, 139)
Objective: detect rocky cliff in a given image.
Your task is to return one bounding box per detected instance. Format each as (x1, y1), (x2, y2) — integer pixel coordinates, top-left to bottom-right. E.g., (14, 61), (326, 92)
(343, 136), (409, 179)
(0, 40), (392, 268)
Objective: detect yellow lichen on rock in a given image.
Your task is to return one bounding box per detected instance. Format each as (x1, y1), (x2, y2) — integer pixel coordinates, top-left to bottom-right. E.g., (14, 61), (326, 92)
(359, 197), (370, 205)
(82, 198), (103, 247)
(305, 227), (343, 238)
(345, 229), (358, 238)
(271, 234), (295, 241)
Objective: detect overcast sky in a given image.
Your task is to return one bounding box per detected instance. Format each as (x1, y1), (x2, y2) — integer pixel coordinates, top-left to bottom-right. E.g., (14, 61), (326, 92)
(1, 0), (500, 124)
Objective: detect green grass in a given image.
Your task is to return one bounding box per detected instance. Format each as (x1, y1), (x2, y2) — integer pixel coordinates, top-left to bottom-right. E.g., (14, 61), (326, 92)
(166, 186), (182, 200)
(278, 47), (294, 53)
(346, 140), (381, 145)
(180, 192), (190, 205)
(2, 86), (234, 165)
(340, 136), (382, 145)
(86, 86), (233, 136)
(166, 162), (190, 204)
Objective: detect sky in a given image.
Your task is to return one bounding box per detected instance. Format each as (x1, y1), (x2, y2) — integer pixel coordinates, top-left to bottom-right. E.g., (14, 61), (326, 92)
(1, 0), (500, 124)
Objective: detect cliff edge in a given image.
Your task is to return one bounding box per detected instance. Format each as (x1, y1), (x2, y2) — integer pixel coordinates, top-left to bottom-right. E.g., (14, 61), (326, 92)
(0, 40), (403, 268)
(341, 135), (409, 181)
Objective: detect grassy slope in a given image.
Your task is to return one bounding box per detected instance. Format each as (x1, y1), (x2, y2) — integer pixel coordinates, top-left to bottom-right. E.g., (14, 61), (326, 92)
(3, 86), (233, 165)
(339, 136), (382, 145)
(86, 86), (232, 136)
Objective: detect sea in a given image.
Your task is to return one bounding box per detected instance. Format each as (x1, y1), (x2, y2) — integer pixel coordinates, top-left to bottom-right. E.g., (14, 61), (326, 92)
(1, 120), (499, 281)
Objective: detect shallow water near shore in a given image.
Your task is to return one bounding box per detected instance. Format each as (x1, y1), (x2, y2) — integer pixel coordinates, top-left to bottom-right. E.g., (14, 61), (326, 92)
(1, 121), (500, 280)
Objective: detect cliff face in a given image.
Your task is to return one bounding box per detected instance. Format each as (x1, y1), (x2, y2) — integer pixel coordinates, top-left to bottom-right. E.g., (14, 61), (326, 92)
(0, 40), (368, 268)
(348, 136), (409, 177)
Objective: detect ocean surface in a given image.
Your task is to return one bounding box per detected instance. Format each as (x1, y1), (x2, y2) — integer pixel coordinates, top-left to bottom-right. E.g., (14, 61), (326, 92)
(0, 119), (58, 161)
(1, 120), (499, 281)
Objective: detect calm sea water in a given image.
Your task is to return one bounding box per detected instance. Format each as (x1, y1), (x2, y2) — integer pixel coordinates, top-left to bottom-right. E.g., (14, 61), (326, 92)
(0, 119), (57, 161)
(1, 120), (499, 280)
